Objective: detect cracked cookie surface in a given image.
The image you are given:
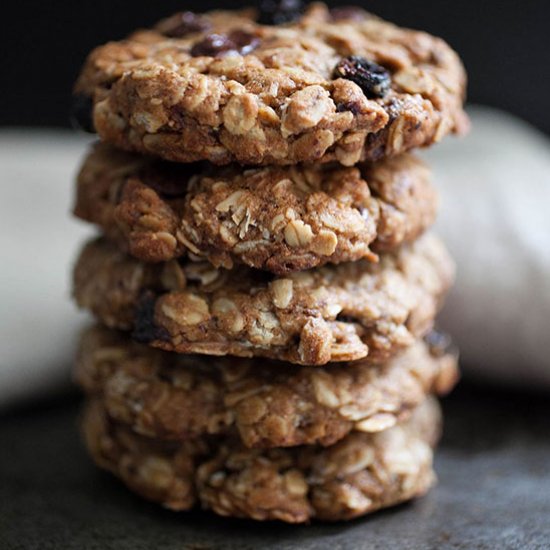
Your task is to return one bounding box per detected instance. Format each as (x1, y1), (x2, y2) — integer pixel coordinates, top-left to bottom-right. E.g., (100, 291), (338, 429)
(74, 3), (468, 166)
(72, 233), (454, 366)
(75, 325), (458, 448)
(75, 144), (438, 272)
(82, 396), (440, 522)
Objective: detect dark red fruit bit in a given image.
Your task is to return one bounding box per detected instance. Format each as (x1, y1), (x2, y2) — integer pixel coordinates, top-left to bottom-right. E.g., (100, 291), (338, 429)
(156, 11), (211, 38)
(228, 30), (261, 55)
(191, 30), (259, 57)
(133, 291), (170, 344)
(70, 94), (95, 133)
(330, 6), (368, 21)
(336, 100), (362, 115)
(333, 56), (391, 99)
(191, 34), (231, 57)
(258, 0), (303, 25)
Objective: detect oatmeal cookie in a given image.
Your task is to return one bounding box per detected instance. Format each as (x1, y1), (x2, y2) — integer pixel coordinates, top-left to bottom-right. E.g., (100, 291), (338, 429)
(74, 3), (468, 166)
(75, 144), (438, 272)
(75, 325), (458, 448)
(73, 233), (454, 365)
(82, 396), (440, 522)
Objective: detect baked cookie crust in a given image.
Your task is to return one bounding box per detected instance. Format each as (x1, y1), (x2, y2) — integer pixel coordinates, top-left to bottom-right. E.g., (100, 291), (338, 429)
(74, 3), (468, 166)
(75, 144), (438, 272)
(75, 325), (458, 448)
(72, 233), (454, 365)
(81, 397), (440, 522)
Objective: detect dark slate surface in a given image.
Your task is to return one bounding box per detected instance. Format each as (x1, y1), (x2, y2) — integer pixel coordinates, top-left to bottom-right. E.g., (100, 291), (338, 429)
(1, 383), (549, 550)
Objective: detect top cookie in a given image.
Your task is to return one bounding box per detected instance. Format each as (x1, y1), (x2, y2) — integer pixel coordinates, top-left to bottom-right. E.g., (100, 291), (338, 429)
(74, 2), (468, 166)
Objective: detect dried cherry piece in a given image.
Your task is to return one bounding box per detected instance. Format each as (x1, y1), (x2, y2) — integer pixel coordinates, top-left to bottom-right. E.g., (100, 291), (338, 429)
(229, 30), (260, 55)
(258, 0), (303, 25)
(191, 33), (232, 57)
(156, 11), (211, 38)
(333, 56), (391, 99)
(70, 94), (95, 133)
(191, 30), (259, 57)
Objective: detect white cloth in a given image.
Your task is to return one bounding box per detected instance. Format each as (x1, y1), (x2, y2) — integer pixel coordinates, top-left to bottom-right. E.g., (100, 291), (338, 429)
(424, 106), (550, 388)
(0, 107), (549, 409)
(0, 130), (94, 409)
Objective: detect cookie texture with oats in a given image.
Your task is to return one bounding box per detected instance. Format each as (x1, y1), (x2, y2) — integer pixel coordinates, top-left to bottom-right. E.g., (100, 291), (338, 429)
(74, 143), (438, 272)
(75, 325), (458, 448)
(72, 233), (454, 366)
(81, 396), (440, 522)
(74, 3), (468, 166)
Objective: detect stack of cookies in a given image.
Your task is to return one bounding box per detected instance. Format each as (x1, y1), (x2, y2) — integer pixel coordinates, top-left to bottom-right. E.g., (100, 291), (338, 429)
(71, 2), (467, 523)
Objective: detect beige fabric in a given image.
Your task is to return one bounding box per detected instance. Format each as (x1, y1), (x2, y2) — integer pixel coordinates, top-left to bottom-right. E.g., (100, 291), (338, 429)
(424, 107), (550, 387)
(0, 130), (94, 408)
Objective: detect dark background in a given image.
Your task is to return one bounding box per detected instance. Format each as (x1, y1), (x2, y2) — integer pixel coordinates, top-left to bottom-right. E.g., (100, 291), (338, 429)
(2, 0), (550, 134)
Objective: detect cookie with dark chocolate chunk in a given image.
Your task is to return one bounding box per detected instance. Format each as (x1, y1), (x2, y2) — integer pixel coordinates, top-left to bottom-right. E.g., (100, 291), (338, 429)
(74, 3), (468, 166)
(72, 233), (454, 366)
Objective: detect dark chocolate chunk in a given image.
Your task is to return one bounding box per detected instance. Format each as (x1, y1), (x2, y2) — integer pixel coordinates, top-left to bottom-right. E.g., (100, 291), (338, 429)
(70, 94), (95, 133)
(258, 0), (303, 25)
(191, 33), (233, 57)
(191, 31), (259, 57)
(333, 56), (391, 99)
(228, 30), (260, 56)
(132, 291), (170, 344)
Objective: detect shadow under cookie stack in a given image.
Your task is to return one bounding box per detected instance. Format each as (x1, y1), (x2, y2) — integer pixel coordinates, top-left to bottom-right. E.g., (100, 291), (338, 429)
(71, 2), (468, 523)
